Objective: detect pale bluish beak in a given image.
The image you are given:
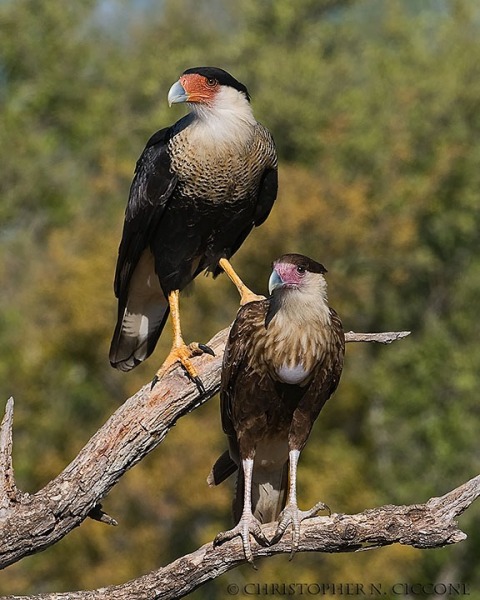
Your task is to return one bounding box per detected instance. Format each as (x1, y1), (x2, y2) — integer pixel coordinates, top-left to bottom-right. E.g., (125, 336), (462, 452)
(167, 80), (188, 106)
(268, 269), (284, 294)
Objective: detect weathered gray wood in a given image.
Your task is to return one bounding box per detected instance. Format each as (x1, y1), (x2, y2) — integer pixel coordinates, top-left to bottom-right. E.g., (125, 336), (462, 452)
(345, 330), (411, 343)
(0, 398), (17, 510)
(0, 327), (414, 595)
(0, 327), (226, 569)
(2, 474), (479, 600)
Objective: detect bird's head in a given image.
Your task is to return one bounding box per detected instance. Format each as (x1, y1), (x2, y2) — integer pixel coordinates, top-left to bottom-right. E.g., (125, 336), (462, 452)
(168, 67), (252, 118)
(268, 254), (328, 296)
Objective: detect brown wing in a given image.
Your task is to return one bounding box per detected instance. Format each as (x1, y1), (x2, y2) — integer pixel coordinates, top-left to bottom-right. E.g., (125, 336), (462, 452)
(208, 299), (271, 486)
(220, 299), (273, 461)
(209, 299), (285, 489)
(218, 299), (291, 522)
(288, 307), (345, 452)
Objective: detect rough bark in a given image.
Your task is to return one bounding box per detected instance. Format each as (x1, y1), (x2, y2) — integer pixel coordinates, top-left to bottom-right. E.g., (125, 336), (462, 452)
(0, 327), (411, 570)
(9, 326), (475, 600)
(2, 475), (479, 600)
(344, 330), (411, 344)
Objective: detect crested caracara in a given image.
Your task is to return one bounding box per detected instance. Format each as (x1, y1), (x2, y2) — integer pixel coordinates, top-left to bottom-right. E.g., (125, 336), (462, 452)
(209, 254), (345, 563)
(109, 67), (278, 391)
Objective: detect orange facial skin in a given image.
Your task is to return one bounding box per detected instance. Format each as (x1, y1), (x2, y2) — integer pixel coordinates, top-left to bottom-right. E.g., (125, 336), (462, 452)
(179, 73), (220, 104)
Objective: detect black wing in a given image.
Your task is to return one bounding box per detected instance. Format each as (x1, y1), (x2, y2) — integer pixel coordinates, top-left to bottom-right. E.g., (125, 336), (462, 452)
(220, 166), (278, 269)
(113, 127), (178, 305)
(254, 166), (278, 227)
(208, 300), (272, 485)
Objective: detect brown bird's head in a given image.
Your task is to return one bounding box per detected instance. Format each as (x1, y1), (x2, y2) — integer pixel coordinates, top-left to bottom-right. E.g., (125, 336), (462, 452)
(168, 67), (250, 107)
(269, 254), (327, 292)
(266, 254), (331, 327)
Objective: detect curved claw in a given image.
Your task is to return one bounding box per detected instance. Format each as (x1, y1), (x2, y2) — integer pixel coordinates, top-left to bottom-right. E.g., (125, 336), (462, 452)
(192, 375), (206, 396)
(152, 341), (215, 395)
(150, 375), (159, 391)
(198, 343), (215, 357)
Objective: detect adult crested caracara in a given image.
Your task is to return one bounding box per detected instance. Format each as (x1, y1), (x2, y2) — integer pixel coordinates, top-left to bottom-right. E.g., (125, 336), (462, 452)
(209, 254), (345, 564)
(109, 67), (277, 389)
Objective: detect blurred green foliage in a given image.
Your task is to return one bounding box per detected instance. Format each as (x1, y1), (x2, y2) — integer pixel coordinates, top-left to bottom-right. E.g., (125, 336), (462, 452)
(1, 0), (479, 596)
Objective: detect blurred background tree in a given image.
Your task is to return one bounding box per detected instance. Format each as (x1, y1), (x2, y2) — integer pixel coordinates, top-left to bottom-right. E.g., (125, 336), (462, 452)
(1, 0), (479, 596)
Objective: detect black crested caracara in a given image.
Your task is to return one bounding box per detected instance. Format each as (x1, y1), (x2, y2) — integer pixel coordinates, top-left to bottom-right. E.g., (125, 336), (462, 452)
(109, 67), (278, 390)
(209, 254), (345, 564)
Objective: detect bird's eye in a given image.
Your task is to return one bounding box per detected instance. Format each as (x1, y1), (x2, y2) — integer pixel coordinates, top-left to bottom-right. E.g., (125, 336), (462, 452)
(296, 266), (306, 275)
(206, 77), (217, 87)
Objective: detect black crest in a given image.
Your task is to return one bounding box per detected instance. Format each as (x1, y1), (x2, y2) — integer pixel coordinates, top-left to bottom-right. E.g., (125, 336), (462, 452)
(183, 67), (251, 101)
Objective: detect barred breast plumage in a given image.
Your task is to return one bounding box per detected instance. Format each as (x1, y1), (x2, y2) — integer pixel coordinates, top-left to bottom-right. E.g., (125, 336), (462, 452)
(110, 67), (278, 374)
(169, 121), (276, 206)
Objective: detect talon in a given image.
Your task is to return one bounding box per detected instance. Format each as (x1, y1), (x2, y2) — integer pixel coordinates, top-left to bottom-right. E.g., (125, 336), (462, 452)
(254, 528), (270, 547)
(198, 343), (215, 357)
(153, 341), (212, 392)
(150, 375), (159, 390)
(192, 375), (206, 396)
(187, 342), (203, 356)
(186, 342), (215, 358)
(310, 501), (330, 517)
(213, 530), (229, 547)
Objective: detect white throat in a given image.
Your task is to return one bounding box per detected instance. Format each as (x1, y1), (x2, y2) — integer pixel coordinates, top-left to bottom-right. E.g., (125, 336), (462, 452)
(188, 86), (257, 152)
(264, 275), (333, 385)
(278, 278), (331, 327)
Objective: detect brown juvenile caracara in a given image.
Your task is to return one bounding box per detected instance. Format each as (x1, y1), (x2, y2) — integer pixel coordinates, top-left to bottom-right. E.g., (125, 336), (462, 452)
(209, 254), (345, 564)
(109, 67), (277, 391)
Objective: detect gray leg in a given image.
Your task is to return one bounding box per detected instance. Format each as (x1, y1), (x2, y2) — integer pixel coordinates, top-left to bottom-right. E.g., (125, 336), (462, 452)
(214, 457), (269, 566)
(271, 449), (329, 557)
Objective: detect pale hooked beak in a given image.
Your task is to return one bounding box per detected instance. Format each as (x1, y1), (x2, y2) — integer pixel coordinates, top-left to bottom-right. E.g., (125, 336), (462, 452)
(167, 80), (188, 106)
(268, 269), (284, 294)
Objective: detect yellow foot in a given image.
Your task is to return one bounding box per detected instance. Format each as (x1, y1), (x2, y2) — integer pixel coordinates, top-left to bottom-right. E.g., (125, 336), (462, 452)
(239, 288), (265, 306)
(151, 342), (215, 394)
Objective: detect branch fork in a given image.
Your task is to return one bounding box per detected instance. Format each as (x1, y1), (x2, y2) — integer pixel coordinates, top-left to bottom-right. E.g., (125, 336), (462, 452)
(2, 326), (477, 600)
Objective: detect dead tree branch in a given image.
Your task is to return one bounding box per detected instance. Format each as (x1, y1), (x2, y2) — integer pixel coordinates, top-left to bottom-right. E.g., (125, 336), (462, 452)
(2, 474), (479, 600)
(344, 330), (411, 344)
(0, 327), (410, 581)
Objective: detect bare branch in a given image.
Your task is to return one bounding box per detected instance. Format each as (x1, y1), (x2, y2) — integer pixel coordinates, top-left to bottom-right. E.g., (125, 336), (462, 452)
(2, 474), (478, 600)
(0, 326), (410, 571)
(0, 326), (225, 570)
(345, 330), (411, 344)
(0, 397), (17, 509)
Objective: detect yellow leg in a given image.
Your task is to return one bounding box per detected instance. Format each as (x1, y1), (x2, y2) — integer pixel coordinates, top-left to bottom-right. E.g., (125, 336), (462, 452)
(152, 290), (214, 393)
(218, 258), (264, 305)
(169, 289), (184, 348)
